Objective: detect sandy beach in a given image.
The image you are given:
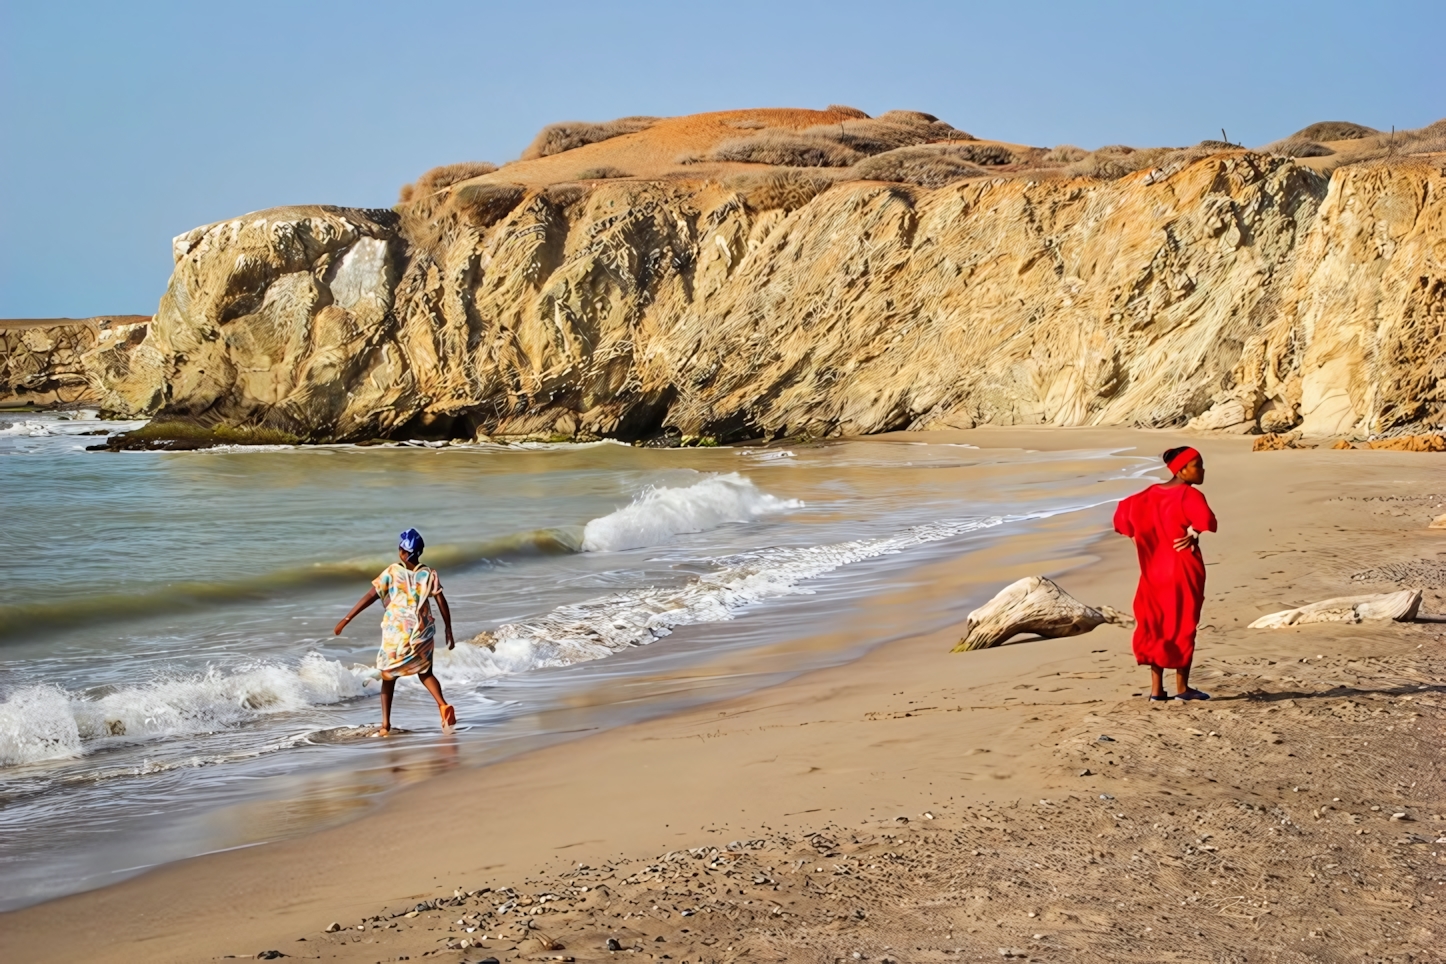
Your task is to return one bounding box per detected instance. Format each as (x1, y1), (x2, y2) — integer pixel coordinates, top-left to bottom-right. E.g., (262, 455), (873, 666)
(3, 428), (1443, 963)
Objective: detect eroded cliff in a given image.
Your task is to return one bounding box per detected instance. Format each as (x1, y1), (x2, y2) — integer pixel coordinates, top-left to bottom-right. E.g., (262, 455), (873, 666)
(73, 110), (1446, 443)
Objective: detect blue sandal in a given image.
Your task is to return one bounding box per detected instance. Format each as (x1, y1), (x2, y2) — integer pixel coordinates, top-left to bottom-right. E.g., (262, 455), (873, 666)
(1148, 694), (1172, 702)
(1175, 689), (1211, 701)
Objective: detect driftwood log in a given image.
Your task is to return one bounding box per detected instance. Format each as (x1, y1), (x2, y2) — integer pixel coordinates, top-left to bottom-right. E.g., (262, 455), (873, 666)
(1247, 589), (1422, 629)
(952, 576), (1134, 653)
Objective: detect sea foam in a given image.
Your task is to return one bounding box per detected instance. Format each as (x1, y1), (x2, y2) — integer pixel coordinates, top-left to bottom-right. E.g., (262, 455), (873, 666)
(0, 653), (369, 767)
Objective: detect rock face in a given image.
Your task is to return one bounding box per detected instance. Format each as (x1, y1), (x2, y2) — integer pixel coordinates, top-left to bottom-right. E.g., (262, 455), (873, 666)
(84, 150), (1446, 442)
(1, 317), (149, 408)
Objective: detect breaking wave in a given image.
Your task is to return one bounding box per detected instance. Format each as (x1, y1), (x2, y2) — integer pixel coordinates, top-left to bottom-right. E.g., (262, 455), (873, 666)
(582, 473), (800, 552)
(0, 653), (369, 767)
(1, 473), (800, 640)
(438, 507), (1074, 682)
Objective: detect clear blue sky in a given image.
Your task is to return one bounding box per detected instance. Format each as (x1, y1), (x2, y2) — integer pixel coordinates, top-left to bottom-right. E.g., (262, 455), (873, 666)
(1, 0), (1441, 318)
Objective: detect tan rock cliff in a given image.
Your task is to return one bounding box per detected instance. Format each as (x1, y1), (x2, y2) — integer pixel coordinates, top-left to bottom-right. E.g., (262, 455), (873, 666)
(54, 113), (1446, 443)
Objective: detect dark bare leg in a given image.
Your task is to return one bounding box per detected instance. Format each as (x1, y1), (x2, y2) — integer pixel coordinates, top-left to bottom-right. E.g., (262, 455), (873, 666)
(1149, 665), (1168, 698)
(378, 677), (396, 736)
(418, 669), (447, 708)
(1174, 663), (1193, 696)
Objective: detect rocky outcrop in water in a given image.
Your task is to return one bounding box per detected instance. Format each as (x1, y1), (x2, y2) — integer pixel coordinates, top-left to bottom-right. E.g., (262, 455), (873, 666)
(57, 136), (1446, 442)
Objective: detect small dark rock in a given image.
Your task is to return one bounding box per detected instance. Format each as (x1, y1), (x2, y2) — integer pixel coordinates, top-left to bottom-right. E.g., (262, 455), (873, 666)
(1096, 734), (1115, 742)
(256, 952), (286, 961)
(606, 938), (623, 951)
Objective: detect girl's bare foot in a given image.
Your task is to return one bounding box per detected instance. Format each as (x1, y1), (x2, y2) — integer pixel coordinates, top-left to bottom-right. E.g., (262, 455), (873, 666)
(370, 726), (391, 738)
(440, 704), (456, 728)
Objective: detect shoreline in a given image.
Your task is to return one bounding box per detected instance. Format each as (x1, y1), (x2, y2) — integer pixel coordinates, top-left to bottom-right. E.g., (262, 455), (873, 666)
(3, 428), (1444, 962)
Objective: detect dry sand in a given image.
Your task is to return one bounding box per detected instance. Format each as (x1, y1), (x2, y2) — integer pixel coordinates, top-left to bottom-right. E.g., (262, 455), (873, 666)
(2, 429), (1443, 963)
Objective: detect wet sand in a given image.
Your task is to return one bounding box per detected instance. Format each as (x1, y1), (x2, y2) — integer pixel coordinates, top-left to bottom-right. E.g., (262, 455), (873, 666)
(3, 428), (1443, 962)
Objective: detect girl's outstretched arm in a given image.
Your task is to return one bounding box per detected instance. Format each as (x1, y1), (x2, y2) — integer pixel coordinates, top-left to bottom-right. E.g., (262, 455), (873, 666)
(334, 589), (379, 635)
(435, 591), (455, 649)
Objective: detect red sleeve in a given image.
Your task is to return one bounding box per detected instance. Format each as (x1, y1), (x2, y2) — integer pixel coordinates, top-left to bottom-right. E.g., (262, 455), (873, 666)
(1113, 496), (1134, 537)
(1183, 487), (1218, 533)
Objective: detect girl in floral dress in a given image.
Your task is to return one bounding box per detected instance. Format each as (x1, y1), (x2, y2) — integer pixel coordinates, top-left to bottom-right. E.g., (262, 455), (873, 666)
(335, 528), (455, 735)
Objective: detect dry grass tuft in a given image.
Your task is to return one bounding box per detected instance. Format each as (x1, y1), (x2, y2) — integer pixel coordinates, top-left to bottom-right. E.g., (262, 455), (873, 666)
(1045, 145), (1088, 163)
(876, 109), (938, 124)
(1064, 145), (1217, 180)
(520, 116), (660, 160)
(826, 104), (870, 118)
(1262, 137), (1336, 158)
(847, 144), (989, 187)
(1332, 119), (1446, 167)
(398, 161), (498, 202)
(575, 166), (631, 180)
(711, 131), (865, 167)
(705, 111), (972, 168)
(452, 183), (527, 227)
(1290, 120), (1378, 141)
(724, 169), (839, 212)
(1196, 139), (1234, 150)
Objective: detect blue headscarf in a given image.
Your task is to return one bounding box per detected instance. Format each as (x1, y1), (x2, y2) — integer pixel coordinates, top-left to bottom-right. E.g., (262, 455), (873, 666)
(398, 528), (425, 562)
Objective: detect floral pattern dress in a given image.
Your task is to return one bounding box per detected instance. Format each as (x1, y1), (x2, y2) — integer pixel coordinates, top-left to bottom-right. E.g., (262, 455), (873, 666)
(372, 563), (442, 679)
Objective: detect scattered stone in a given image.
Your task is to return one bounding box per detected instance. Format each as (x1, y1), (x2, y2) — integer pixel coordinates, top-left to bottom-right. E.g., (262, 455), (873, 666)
(1253, 433), (1295, 451)
(324, 922), (340, 933)
(1097, 735), (1115, 742)
(256, 953), (286, 961)
(1079, 768), (1093, 776)
(1331, 439), (1356, 449)
(1368, 435), (1446, 452)
(606, 937), (623, 951)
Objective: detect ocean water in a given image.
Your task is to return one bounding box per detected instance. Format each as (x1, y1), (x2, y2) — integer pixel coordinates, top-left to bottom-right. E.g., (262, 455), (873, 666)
(0, 410), (1152, 909)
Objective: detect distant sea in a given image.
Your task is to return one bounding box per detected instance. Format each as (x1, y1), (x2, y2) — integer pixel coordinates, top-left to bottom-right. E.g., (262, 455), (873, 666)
(0, 410), (1149, 908)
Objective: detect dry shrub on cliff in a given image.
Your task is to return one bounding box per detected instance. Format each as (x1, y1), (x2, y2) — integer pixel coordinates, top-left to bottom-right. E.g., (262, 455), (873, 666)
(1263, 137), (1336, 158)
(704, 111), (972, 168)
(711, 130), (865, 167)
(398, 161), (498, 202)
(1333, 119), (1446, 167)
(725, 169), (838, 212)
(1045, 145), (1088, 163)
(1196, 139), (1234, 150)
(453, 183), (527, 227)
(521, 116), (660, 160)
(1065, 145), (1220, 181)
(1290, 121), (1378, 141)
(847, 144), (990, 187)
(575, 166), (631, 180)
(826, 104), (871, 118)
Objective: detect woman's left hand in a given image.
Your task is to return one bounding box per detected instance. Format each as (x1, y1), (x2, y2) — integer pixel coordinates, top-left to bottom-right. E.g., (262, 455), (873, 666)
(1174, 528), (1199, 552)
(446, 633), (456, 651)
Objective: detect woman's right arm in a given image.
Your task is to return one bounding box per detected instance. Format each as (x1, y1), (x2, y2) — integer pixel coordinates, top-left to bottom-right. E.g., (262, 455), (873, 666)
(334, 589), (379, 635)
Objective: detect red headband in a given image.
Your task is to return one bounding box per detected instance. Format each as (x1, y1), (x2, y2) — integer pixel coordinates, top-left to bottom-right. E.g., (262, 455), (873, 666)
(1166, 447), (1201, 475)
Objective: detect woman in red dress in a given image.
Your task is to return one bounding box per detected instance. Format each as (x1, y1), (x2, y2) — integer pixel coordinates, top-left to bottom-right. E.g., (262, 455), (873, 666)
(1113, 446), (1217, 701)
